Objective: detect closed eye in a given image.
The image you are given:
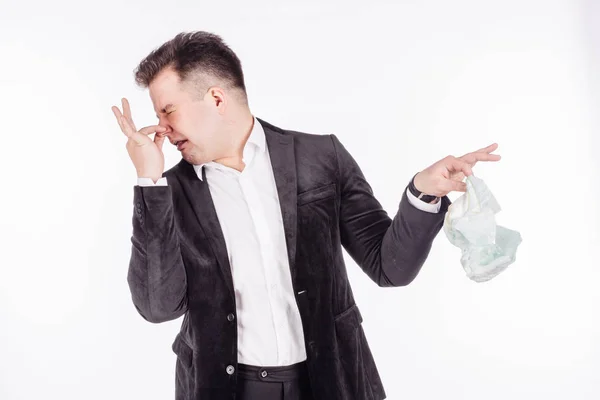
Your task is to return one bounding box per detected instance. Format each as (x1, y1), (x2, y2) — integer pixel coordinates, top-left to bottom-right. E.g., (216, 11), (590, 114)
(155, 109), (175, 119)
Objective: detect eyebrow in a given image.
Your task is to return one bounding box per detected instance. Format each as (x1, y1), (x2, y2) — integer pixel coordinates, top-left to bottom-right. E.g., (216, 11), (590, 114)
(156, 103), (174, 118)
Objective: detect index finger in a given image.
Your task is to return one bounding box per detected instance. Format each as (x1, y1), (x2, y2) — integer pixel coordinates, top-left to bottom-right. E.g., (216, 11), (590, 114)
(461, 152), (501, 164)
(475, 143), (498, 154)
(460, 143), (498, 158)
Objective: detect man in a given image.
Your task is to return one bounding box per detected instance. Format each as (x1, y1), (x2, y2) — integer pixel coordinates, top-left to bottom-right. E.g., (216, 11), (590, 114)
(112, 31), (500, 400)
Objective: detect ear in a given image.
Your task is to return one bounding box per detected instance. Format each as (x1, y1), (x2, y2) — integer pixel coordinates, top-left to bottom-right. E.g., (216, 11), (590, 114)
(204, 86), (226, 112)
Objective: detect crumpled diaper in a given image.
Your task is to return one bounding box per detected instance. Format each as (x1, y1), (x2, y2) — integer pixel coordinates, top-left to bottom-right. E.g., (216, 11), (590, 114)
(443, 175), (522, 282)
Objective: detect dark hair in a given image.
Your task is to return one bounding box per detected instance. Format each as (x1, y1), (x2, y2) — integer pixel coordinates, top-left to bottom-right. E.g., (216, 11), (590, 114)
(134, 31), (247, 100)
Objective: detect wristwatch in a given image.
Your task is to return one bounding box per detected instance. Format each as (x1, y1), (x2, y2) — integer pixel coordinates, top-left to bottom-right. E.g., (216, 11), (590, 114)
(408, 174), (438, 203)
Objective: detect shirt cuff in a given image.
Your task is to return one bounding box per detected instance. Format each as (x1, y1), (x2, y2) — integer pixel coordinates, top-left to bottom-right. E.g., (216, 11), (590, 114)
(405, 188), (441, 213)
(137, 177), (168, 186)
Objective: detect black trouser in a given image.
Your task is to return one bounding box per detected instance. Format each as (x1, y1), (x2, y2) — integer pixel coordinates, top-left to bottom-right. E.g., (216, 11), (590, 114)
(235, 361), (313, 400)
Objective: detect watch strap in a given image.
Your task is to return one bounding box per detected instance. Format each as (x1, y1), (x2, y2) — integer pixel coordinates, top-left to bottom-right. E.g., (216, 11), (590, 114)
(408, 174), (438, 203)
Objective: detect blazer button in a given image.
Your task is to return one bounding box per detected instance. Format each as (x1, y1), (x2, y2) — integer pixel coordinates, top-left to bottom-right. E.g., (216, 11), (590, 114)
(226, 365), (235, 375)
(227, 313), (235, 322)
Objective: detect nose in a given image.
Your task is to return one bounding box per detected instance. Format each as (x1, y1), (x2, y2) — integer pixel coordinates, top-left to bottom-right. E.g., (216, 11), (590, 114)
(158, 126), (172, 140)
(156, 117), (178, 144)
(157, 115), (171, 131)
(157, 125), (173, 140)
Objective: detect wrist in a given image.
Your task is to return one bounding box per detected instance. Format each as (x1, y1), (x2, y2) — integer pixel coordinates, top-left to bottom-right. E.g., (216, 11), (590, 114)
(409, 173), (439, 203)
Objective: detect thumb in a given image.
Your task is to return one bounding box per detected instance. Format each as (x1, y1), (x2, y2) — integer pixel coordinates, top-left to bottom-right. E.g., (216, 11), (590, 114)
(154, 132), (167, 151)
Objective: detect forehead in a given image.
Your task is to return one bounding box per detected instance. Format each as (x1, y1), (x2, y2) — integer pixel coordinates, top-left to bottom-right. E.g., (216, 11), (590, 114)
(148, 68), (188, 114)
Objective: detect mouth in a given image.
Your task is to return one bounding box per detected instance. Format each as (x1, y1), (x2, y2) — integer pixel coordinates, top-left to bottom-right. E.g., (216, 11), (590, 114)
(174, 140), (188, 151)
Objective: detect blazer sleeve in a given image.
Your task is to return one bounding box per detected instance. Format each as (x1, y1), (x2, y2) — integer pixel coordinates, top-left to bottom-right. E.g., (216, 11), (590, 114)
(331, 134), (451, 287)
(127, 182), (188, 323)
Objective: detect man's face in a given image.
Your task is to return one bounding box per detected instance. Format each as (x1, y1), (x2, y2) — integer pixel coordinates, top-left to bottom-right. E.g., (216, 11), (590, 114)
(149, 67), (223, 165)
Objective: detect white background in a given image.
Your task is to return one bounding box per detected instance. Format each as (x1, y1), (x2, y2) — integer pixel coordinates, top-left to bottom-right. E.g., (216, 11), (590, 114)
(1, 0), (598, 399)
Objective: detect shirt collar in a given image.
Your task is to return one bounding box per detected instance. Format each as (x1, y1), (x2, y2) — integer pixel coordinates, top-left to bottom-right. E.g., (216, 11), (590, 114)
(192, 117), (265, 181)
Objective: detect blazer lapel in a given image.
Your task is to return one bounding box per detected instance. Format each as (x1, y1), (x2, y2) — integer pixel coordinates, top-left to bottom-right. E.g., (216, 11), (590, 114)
(175, 119), (299, 296)
(261, 121), (299, 284)
(177, 160), (235, 298)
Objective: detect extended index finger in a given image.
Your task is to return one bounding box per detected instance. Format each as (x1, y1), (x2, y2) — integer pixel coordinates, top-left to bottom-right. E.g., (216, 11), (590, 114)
(475, 143), (498, 153)
(460, 143), (498, 157)
(461, 152), (501, 164)
(459, 143), (500, 163)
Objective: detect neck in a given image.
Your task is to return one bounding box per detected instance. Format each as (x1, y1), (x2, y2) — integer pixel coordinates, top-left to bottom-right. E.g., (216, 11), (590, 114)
(214, 106), (254, 171)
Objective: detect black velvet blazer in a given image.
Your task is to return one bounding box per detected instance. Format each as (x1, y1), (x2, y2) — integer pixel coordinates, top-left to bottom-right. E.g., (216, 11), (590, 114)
(127, 118), (450, 399)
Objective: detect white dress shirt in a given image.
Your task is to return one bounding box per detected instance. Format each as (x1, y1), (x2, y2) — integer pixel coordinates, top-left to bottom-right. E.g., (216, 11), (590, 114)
(137, 118), (440, 366)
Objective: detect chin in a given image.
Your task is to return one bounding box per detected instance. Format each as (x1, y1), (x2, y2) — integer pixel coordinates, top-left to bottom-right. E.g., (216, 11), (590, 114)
(182, 153), (197, 164)
(182, 148), (206, 165)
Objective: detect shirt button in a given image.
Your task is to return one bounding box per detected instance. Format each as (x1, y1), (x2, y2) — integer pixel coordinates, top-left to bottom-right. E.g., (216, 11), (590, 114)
(226, 365), (235, 375)
(227, 313), (235, 322)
